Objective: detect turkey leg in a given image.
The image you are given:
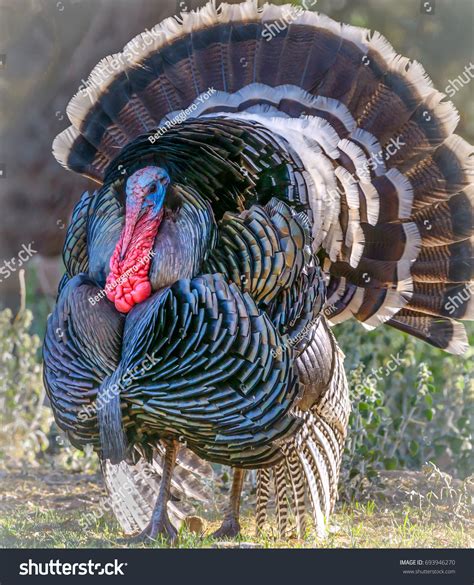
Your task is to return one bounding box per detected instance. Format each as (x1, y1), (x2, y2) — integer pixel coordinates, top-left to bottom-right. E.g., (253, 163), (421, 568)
(212, 468), (246, 538)
(132, 439), (179, 542)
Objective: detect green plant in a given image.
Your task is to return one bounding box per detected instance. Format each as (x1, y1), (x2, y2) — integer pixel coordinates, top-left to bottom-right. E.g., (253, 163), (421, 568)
(0, 306), (51, 463)
(337, 320), (473, 500)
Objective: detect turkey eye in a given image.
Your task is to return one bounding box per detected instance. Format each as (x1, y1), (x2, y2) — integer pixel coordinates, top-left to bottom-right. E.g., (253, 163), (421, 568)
(149, 183), (157, 193)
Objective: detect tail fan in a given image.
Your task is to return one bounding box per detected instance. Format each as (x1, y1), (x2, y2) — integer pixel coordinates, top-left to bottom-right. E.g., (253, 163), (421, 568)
(53, 0), (473, 355)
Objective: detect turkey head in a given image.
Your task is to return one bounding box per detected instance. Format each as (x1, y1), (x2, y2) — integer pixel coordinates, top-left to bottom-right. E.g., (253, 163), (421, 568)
(105, 165), (216, 314)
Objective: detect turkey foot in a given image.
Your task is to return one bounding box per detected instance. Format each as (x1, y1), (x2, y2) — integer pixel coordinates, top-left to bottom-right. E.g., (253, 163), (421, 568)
(212, 468), (245, 539)
(131, 507), (178, 543)
(212, 517), (241, 538)
(129, 439), (179, 544)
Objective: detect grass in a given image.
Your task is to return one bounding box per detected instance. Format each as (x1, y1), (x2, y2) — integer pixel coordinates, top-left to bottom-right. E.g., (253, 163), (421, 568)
(0, 468), (471, 549)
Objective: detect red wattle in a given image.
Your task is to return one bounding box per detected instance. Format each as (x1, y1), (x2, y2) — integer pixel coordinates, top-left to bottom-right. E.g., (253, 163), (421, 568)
(106, 208), (162, 313)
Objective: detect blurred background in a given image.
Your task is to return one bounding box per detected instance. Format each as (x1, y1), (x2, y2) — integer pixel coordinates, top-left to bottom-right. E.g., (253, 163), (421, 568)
(0, 0), (472, 547)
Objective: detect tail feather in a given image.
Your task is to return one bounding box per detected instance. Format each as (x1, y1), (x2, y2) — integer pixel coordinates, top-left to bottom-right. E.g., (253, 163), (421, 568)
(175, 446), (214, 478)
(273, 462), (289, 537)
(256, 326), (349, 538)
(281, 446), (306, 538)
(53, 1), (463, 184)
(406, 282), (473, 320)
(101, 445), (213, 535)
(152, 458), (213, 504)
(325, 180), (472, 351)
(101, 458), (191, 534)
(413, 189), (473, 247)
(411, 238), (474, 284)
(255, 467), (271, 535)
(297, 443), (326, 537)
(387, 309), (469, 355)
(408, 135), (473, 210)
(308, 417), (339, 509)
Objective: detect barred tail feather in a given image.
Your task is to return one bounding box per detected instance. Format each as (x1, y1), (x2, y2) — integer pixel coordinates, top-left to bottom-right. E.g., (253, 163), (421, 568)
(101, 446), (213, 535)
(101, 458), (189, 534)
(255, 468), (271, 535)
(281, 447), (307, 539)
(297, 441), (327, 538)
(256, 326), (349, 538)
(273, 462), (289, 537)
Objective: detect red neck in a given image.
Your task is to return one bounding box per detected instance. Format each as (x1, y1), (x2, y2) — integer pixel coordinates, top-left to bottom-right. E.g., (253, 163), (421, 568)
(106, 207), (163, 313)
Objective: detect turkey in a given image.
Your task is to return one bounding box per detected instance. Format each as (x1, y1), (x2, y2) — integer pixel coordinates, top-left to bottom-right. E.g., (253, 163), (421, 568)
(43, 0), (473, 542)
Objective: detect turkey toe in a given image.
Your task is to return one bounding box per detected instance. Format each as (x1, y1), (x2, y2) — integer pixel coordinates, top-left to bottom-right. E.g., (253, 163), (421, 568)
(212, 519), (241, 539)
(131, 512), (178, 544)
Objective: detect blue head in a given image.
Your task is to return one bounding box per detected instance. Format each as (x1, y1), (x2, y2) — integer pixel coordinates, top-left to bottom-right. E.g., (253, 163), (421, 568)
(120, 166), (170, 258)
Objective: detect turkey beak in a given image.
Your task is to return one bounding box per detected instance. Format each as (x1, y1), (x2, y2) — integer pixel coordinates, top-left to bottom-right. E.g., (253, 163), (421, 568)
(120, 203), (141, 261)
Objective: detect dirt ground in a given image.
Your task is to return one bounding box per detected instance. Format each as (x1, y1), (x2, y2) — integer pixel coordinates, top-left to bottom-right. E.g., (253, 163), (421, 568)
(0, 466), (472, 549)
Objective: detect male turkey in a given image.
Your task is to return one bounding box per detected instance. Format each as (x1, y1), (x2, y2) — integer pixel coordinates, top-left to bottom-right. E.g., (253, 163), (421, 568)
(43, 0), (473, 541)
